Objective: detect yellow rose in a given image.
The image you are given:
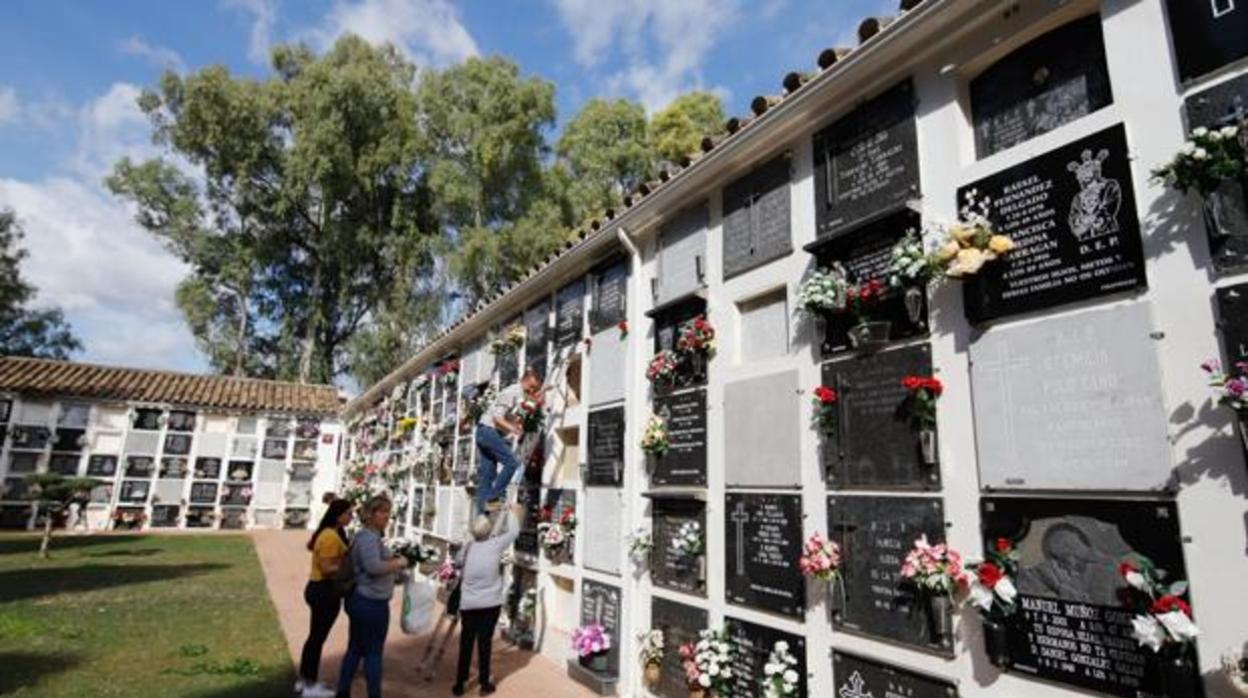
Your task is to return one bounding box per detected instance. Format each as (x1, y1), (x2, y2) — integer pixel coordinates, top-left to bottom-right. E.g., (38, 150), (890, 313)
(947, 247), (986, 277)
(988, 235), (1015, 255)
(935, 241), (960, 261)
(950, 223), (977, 243)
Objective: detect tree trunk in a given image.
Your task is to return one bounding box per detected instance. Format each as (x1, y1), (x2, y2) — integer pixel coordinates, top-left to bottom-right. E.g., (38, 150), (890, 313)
(40, 511), (53, 559)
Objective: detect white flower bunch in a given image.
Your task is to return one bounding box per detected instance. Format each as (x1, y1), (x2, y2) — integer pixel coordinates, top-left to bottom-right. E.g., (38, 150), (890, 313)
(627, 528), (652, 559)
(887, 229), (935, 287)
(1152, 121), (1247, 195)
(796, 263), (849, 314)
(670, 520), (704, 559)
(681, 628), (734, 693)
(762, 640), (801, 698)
(637, 628), (664, 665)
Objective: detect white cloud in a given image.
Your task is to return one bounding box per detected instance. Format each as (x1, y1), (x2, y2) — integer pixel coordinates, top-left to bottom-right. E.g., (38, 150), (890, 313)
(118, 36), (187, 73)
(309, 0), (478, 65)
(549, 0), (737, 111)
(225, 0), (278, 66)
(0, 86), (17, 125)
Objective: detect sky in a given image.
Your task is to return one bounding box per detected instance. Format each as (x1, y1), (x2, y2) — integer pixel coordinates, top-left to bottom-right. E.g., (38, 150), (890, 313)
(0, 0), (892, 377)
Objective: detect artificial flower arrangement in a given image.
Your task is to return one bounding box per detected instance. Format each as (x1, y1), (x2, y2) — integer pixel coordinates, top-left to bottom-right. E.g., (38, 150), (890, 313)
(902, 375), (943, 464)
(1152, 123), (1245, 197)
(1202, 358), (1248, 413)
(679, 628), (734, 697)
(761, 639), (801, 698)
(466, 384), (497, 423)
(646, 350), (681, 387)
(518, 393), (545, 433)
(641, 413), (671, 457)
(797, 531), (841, 583)
(387, 538), (438, 568)
(438, 359), (460, 386)
(517, 588), (537, 624)
(797, 263), (891, 347)
(927, 190), (1015, 278)
(536, 505), (577, 559)
(435, 558), (458, 585)
(810, 385), (838, 436)
(627, 528), (653, 565)
(676, 315), (716, 357)
(966, 537), (1020, 666)
(572, 623), (612, 669)
(638, 629), (665, 687)
(797, 264), (849, 315)
(111, 508), (147, 529)
(490, 325), (526, 355)
(900, 534), (970, 644)
(1119, 554), (1199, 654)
(670, 520), (704, 567)
(1222, 653), (1248, 696)
(583, 336), (593, 352)
(887, 229), (938, 288)
(618, 319), (629, 337)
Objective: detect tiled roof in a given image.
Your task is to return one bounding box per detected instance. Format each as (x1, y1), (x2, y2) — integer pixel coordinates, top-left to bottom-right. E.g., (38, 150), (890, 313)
(0, 356), (341, 416)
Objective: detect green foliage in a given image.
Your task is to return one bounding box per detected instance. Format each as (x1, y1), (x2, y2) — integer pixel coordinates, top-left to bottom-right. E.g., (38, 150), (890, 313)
(22, 474), (96, 511)
(556, 97), (652, 221)
(0, 211), (81, 360)
(648, 91), (727, 165)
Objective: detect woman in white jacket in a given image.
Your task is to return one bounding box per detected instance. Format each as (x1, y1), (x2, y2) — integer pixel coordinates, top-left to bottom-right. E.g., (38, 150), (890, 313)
(452, 503), (523, 696)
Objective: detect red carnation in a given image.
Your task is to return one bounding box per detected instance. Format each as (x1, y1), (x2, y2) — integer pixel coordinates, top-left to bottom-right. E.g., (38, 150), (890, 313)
(1117, 561), (1138, 577)
(618, 320), (629, 334)
(902, 376), (922, 391)
(977, 562), (1004, 588)
(995, 537), (1012, 553)
(924, 377), (944, 396)
(813, 385), (838, 404)
(1150, 595), (1192, 617)
(560, 507), (576, 525)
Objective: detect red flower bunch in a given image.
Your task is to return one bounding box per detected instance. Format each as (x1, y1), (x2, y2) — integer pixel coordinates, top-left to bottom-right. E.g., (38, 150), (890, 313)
(995, 537), (1013, 554)
(811, 384), (838, 435)
(518, 394), (545, 433)
(646, 350), (680, 386)
(583, 336), (593, 351)
(902, 375), (944, 396)
(617, 319), (629, 336)
(977, 561), (1005, 588)
(846, 278), (885, 317)
(437, 359), (460, 376)
(676, 315), (715, 355)
(813, 385), (838, 404)
(559, 507), (576, 527)
(902, 375), (943, 428)
(1150, 594), (1193, 617)
(539, 505), (554, 523)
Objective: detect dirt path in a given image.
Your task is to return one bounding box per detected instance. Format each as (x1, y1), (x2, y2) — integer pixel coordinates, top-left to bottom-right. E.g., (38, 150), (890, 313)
(252, 530), (595, 698)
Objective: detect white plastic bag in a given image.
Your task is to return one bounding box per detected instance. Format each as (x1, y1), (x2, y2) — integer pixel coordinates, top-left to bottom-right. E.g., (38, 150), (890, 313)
(401, 575), (436, 636)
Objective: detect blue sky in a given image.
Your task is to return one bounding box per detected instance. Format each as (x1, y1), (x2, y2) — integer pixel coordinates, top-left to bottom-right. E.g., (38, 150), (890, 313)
(0, 0), (890, 378)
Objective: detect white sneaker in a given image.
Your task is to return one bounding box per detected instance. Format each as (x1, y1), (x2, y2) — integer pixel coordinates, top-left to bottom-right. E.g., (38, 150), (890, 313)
(294, 679), (306, 694)
(301, 683), (336, 698)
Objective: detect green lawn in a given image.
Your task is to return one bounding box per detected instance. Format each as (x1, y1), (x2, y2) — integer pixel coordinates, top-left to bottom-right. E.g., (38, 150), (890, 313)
(0, 533), (295, 697)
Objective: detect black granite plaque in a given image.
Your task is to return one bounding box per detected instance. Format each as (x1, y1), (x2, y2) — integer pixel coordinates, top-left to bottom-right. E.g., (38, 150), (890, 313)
(1185, 72), (1248, 130)
(168, 410), (197, 432)
(151, 505), (179, 527)
(827, 495), (948, 651)
(189, 482), (217, 504)
(1218, 284), (1248, 368)
(12, 426), (50, 450)
(1185, 75), (1248, 273)
(119, 480), (150, 503)
(0, 400), (11, 423)
(724, 493), (804, 618)
(831, 651), (957, 698)
(165, 433), (193, 456)
(49, 454), (80, 475)
(87, 455), (118, 477)
(651, 597), (708, 698)
(590, 258), (629, 333)
(724, 617), (807, 698)
(981, 497), (1198, 698)
(587, 406), (626, 487)
(194, 457), (222, 479)
(723, 154), (792, 279)
(454, 438), (473, 486)
(505, 566), (538, 648)
(498, 321), (520, 387)
(52, 428), (85, 453)
(651, 498), (706, 595)
(960, 124), (1146, 324)
(525, 299), (551, 380)
(543, 487), (576, 562)
(266, 419), (292, 439)
(555, 279), (586, 350)
(132, 408), (162, 431)
(651, 389), (707, 487)
(653, 297), (707, 354)
(125, 456), (155, 478)
(580, 580), (622, 676)
(813, 209), (928, 356)
(971, 15), (1112, 158)
(823, 344), (937, 490)
(1165, 0), (1248, 82)
(409, 486), (423, 527)
(814, 79), (919, 238)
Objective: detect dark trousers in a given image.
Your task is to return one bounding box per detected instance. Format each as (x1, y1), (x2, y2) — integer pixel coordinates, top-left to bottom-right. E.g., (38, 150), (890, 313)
(475, 425), (519, 513)
(336, 593), (390, 698)
(456, 606), (502, 687)
(299, 580), (342, 682)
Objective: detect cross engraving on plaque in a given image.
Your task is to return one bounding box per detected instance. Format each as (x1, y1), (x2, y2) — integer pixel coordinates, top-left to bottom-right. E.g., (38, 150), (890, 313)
(1212, 0), (1236, 19)
(838, 672), (874, 698)
(971, 338), (1031, 467)
(593, 595), (604, 622)
(730, 501), (750, 576)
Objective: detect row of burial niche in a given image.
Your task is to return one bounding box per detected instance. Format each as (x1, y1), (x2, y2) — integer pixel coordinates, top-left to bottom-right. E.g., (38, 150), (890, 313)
(822, 344), (940, 490)
(979, 497), (1200, 698)
(1184, 72), (1248, 273)
(647, 494), (706, 596)
(724, 493), (804, 619)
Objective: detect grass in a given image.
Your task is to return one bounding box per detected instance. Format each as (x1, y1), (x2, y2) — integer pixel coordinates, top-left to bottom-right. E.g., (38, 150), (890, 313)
(0, 533), (295, 697)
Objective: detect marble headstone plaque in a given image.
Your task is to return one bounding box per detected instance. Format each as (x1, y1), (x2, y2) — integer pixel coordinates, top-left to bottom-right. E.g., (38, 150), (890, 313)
(583, 487), (624, 575)
(588, 321), (627, 406)
(579, 580), (622, 676)
(724, 370), (800, 488)
(970, 302), (1172, 491)
(590, 258), (628, 333)
(723, 154), (792, 279)
(454, 438), (473, 486)
(651, 598), (708, 698)
(650, 388), (707, 487)
(960, 124), (1146, 324)
(724, 493), (804, 618)
(1217, 283), (1248, 364)
(813, 78), (920, 237)
(981, 497), (1195, 698)
(525, 300), (551, 380)
(831, 651), (957, 698)
(1165, 0), (1248, 82)
(555, 279), (586, 351)
(970, 15), (1112, 158)
(724, 617), (807, 698)
(657, 205), (709, 305)
(587, 406), (625, 487)
(823, 344), (938, 490)
(651, 498), (706, 595)
(827, 495), (949, 652)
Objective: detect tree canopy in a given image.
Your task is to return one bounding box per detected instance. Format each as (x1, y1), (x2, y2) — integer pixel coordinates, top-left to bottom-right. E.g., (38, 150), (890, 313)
(649, 91), (727, 165)
(0, 210), (81, 360)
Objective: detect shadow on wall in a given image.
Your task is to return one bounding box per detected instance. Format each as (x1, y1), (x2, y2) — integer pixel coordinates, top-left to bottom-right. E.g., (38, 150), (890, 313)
(0, 651), (84, 695)
(0, 562), (227, 604)
(1168, 399), (1248, 497)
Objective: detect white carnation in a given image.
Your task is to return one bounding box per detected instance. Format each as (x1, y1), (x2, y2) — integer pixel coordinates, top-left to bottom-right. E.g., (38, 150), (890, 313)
(1131, 614), (1166, 653)
(994, 576), (1017, 604)
(1158, 610), (1199, 643)
(1193, 126), (1209, 137)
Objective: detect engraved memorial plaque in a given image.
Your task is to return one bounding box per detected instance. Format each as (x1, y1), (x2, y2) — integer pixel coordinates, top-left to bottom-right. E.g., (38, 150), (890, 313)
(651, 497), (706, 595)
(960, 124), (1146, 324)
(831, 651), (957, 698)
(1217, 283), (1248, 364)
(813, 79), (919, 238)
(823, 344), (938, 490)
(970, 15), (1112, 158)
(724, 370), (801, 488)
(587, 406), (626, 487)
(53, 428), (86, 453)
(651, 389), (707, 487)
(827, 495), (948, 651)
(555, 279), (586, 351)
(525, 299), (551, 381)
(723, 155), (792, 279)
(583, 487), (624, 575)
(590, 258), (629, 333)
(981, 497), (1197, 698)
(454, 438), (473, 486)
(724, 493), (804, 618)
(651, 598), (708, 698)
(970, 303), (1172, 491)
(724, 617), (807, 698)
(87, 455), (118, 477)
(657, 205), (709, 305)
(165, 433), (193, 456)
(579, 580), (622, 676)
(1165, 0), (1248, 82)
(497, 318), (520, 387)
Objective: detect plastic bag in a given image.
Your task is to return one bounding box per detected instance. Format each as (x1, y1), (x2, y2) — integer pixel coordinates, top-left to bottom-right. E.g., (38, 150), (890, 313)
(401, 575), (436, 636)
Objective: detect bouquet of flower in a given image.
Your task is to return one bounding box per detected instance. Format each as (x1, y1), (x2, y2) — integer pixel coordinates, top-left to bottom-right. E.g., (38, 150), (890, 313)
(490, 325), (526, 355)
(798, 531), (841, 583)
(845, 278), (885, 319)
(1152, 123), (1245, 196)
(966, 537), (1020, 620)
(900, 534), (970, 598)
(1201, 358), (1248, 413)
(641, 413), (670, 456)
(394, 416), (419, 437)
(647, 350), (680, 386)
(670, 520), (703, 559)
(927, 191), (1015, 278)
(572, 623), (612, 658)
(679, 628), (733, 695)
(1119, 554), (1199, 653)
(638, 629), (664, 666)
(618, 319), (629, 337)
(388, 539), (438, 567)
(435, 558), (458, 585)
(810, 384), (838, 435)
(761, 640), (800, 698)
(887, 229), (936, 287)
(902, 375), (943, 428)
(676, 315), (716, 356)
(467, 385), (497, 423)
(517, 588), (537, 622)
(537, 505), (577, 556)
(797, 264), (849, 315)
(627, 528), (652, 560)
(518, 394), (545, 433)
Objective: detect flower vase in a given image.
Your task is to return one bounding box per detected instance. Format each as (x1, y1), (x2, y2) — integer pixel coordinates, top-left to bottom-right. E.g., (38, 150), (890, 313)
(579, 651), (609, 674)
(688, 352), (707, 385)
(904, 286), (925, 325)
(1204, 177), (1248, 239)
(926, 594), (953, 645)
(848, 320), (891, 351)
(919, 427), (939, 465)
(982, 618), (1010, 668)
(1158, 650), (1198, 698)
(644, 662), (662, 687)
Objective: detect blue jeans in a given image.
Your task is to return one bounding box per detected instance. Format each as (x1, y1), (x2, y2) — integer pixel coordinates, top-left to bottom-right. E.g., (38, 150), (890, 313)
(336, 592), (389, 698)
(475, 424), (519, 513)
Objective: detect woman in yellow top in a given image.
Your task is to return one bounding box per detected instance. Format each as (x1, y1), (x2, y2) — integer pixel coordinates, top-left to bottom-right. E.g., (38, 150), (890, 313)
(296, 498), (353, 698)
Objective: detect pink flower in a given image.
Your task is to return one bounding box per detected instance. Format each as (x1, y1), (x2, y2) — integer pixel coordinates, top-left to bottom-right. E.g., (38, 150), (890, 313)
(1201, 359), (1221, 374)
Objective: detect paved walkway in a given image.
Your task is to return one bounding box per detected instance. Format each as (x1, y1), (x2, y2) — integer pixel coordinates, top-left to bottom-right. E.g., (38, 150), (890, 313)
(252, 530), (595, 698)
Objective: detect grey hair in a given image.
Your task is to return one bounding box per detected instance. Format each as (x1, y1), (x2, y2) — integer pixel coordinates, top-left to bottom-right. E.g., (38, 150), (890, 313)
(471, 515), (493, 541)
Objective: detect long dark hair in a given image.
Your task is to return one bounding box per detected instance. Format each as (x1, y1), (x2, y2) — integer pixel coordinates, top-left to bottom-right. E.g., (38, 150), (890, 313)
(308, 499), (353, 551)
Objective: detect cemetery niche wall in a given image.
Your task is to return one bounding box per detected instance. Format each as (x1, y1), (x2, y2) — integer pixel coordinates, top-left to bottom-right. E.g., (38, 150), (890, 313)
(831, 650), (958, 698)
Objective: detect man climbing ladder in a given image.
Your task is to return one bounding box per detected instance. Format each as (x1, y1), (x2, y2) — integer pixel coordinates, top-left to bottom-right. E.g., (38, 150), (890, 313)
(473, 368), (542, 514)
